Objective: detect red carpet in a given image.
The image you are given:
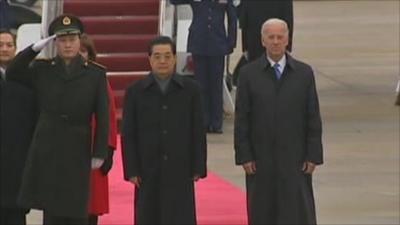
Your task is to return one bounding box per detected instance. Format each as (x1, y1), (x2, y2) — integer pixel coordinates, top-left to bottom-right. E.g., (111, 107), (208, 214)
(100, 139), (247, 225)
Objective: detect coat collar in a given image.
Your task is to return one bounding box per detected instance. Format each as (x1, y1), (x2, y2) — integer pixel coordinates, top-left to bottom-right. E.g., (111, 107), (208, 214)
(259, 52), (296, 71)
(142, 72), (184, 90)
(53, 55), (87, 81)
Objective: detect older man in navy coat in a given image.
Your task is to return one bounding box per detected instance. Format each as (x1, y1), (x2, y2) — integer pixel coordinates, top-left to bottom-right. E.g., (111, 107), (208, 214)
(122, 36), (207, 225)
(170, 0), (237, 133)
(235, 18), (323, 225)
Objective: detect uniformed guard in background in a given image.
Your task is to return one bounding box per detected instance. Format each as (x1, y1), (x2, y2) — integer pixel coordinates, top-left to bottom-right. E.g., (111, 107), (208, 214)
(6, 14), (109, 224)
(170, 0), (237, 133)
(0, 0), (11, 29)
(238, 0), (294, 61)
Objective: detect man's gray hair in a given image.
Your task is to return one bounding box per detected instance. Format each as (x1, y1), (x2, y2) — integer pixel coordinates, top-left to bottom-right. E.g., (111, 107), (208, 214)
(261, 18), (289, 36)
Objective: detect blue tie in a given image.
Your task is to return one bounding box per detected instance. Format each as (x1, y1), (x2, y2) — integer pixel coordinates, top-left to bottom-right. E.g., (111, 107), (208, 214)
(273, 63), (281, 80)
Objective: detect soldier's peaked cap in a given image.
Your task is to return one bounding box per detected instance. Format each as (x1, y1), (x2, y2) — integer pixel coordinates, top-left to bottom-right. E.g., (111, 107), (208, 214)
(48, 14), (84, 36)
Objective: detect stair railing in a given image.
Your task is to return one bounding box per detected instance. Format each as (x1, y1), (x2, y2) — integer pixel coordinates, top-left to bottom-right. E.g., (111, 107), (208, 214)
(158, 0), (177, 40)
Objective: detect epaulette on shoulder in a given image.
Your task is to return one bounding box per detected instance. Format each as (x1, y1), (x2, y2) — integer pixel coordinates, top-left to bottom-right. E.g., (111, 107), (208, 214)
(87, 60), (107, 70)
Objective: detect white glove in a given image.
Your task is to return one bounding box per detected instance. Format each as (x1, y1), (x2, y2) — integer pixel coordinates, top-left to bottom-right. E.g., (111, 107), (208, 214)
(91, 158), (105, 169)
(31, 35), (56, 52)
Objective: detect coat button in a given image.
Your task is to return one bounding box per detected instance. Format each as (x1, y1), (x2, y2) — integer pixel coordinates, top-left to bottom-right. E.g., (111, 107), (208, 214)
(163, 155), (168, 161)
(208, 16), (212, 20)
(162, 105), (168, 110)
(162, 130), (168, 134)
(208, 25), (211, 29)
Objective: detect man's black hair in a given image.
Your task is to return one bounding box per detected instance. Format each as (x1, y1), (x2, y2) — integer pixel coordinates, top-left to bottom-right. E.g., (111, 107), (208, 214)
(148, 36), (176, 56)
(0, 29), (16, 47)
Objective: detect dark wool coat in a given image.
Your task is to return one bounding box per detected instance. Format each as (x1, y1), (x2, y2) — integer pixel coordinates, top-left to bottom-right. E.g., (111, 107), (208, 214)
(121, 73), (207, 225)
(234, 54), (323, 225)
(6, 46), (109, 217)
(0, 74), (36, 210)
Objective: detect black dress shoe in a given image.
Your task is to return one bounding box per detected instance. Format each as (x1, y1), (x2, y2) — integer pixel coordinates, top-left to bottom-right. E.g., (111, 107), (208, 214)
(207, 126), (213, 133)
(208, 126), (223, 134)
(212, 128), (223, 134)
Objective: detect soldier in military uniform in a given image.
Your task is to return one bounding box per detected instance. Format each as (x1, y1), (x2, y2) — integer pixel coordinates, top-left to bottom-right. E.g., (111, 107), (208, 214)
(170, 0), (237, 133)
(6, 14), (109, 224)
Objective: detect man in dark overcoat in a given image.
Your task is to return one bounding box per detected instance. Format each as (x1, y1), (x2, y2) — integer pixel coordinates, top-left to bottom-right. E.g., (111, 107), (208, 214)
(239, 0), (293, 61)
(6, 14), (109, 224)
(234, 18), (323, 225)
(0, 29), (36, 225)
(121, 36), (207, 225)
(170, 0), (237, 133)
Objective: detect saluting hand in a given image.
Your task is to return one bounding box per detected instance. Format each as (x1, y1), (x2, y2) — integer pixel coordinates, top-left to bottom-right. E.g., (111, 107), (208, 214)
(32, 34), (56, 52)
(242, 161), (257, 175)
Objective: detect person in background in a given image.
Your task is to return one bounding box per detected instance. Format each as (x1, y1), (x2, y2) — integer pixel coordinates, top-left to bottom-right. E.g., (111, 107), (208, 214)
(0, 29), (36, 225)
(121, 36), (207, 224)
(239, 0), (293, 62)
(6, 14), (109, 224)
(170, 0), (237, 133)
(0, 0), (11, 29)
(79, 33), (118, 225)
(0, 29), (14, 77)
(234, 18), (323, 225)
